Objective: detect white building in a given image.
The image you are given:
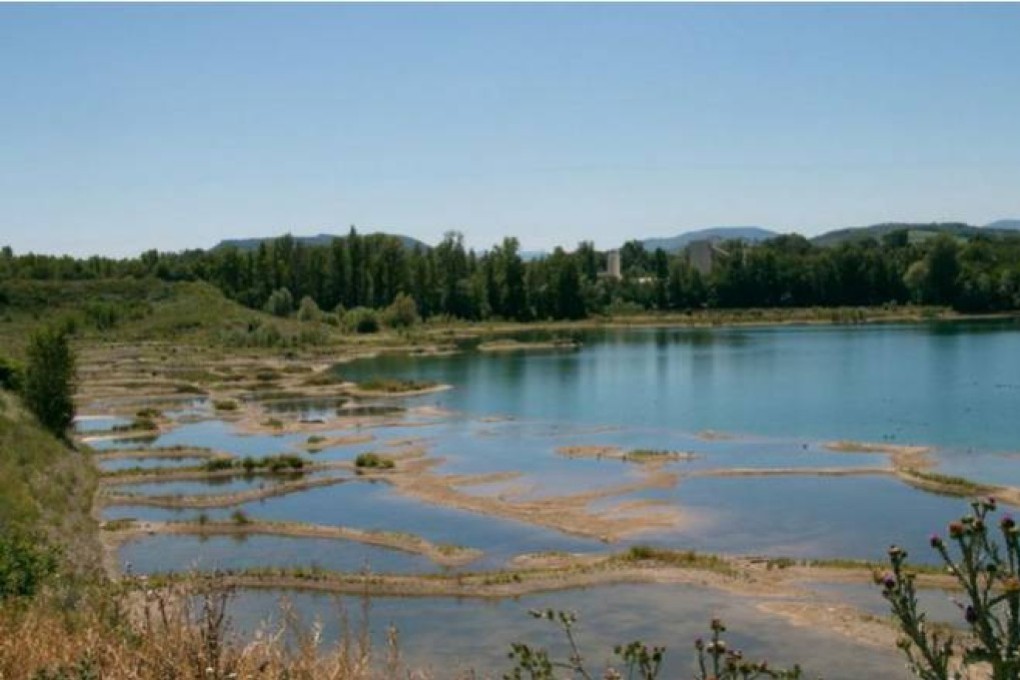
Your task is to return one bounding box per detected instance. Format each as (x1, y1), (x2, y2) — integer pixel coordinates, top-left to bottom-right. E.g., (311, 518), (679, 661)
(606, 250), (622, 280)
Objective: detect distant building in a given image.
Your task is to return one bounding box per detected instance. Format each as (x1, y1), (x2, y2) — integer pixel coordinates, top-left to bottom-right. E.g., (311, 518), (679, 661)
(605, 250), (622, 280)
(687, 240), (729, 275)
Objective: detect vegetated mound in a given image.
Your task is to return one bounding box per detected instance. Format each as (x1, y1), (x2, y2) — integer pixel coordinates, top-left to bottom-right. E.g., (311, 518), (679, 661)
(0, 390), (101, 576)
(0, 278), (314, 354)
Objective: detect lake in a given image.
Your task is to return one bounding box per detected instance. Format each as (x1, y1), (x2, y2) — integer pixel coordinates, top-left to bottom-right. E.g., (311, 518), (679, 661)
(94, 319), (1020, 676)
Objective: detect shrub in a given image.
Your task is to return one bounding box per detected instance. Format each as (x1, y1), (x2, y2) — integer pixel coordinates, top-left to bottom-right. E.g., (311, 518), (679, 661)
(296, 296), (321, 323)
(22, 327), (76, 437)
(354, 453), (395, 470)
(83, 301), (120, 331)
(230, 510), (250, 525)
(0, 526), (58, 600)
(382, 293), (420, 329)
(0, 356), (22, 392)
(203, 458), (235, 472)
(343, 307), (380, 334)
(264, 288), (294, 317)
(213, 400), (238, 412)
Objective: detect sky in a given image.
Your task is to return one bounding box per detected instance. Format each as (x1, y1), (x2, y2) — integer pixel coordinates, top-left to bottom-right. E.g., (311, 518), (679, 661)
(1, 3), (1018, 258)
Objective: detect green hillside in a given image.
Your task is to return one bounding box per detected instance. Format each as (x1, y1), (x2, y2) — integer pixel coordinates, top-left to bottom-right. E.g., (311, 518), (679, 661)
(0, 278), (324, 358)
(0, 390), (100, 576)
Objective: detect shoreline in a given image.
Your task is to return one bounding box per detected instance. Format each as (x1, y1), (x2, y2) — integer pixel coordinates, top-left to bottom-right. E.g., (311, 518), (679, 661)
(101, 519), (483, 568)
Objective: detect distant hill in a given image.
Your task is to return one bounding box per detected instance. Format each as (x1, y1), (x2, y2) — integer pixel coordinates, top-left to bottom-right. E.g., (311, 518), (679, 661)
(810, 222), (992, 247)
(637, 226), (777, 253)
(986, 219), (1020, 231)
(212, 232), (430, 252)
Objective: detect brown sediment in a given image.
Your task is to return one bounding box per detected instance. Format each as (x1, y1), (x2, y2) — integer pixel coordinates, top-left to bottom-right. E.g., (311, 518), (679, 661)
(756, 600), (900, 650)
(101, 519), (482, 569)
(371, 462), (684, 542)
(98, 473), (351, 509)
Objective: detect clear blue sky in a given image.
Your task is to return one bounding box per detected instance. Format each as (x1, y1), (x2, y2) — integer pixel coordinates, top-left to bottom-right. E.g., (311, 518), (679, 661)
(1, 3), (1018, 257)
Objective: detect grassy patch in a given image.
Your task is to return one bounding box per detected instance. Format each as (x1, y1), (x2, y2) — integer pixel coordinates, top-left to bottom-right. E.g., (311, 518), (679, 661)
(354, 452), (395, 470)
(213, 399), (239, 412)
(623, 448), (694, 462)
(355, 378), (438, 393)
(617, 546), (737, 576)
(202, 454), (306, 474)
(906, 469), (991, 495)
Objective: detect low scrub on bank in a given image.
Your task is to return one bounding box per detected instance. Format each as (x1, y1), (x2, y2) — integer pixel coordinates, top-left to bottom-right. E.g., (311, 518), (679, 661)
(355, 377), (438, 393)
(354, 452), (395, 470)
(203, 454), (306, 474)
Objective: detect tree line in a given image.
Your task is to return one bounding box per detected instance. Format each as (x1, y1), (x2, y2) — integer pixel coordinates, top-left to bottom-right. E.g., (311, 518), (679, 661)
(3, 227), (1020, 321)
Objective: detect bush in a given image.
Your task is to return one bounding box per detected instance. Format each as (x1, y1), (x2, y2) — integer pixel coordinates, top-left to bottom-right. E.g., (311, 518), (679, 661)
(264, 288), (294, 317)
(343, 307), (380, 334)
(22, 327), (76, 437)
(83, 302), (120, 331)
(382, 293), (420, 329)
(296, 296), (321, 323)
(0, 526), (58, 600)
(0, 356), (22, 392)
(354, 453), (395, 470)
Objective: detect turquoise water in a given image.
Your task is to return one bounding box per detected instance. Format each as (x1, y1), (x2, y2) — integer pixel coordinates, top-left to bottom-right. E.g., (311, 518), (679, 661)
(339, 321), (1020, 452)
(104, 321), (1020, 676)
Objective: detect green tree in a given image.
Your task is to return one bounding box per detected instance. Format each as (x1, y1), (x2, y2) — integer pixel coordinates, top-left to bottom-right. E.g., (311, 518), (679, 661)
(23, 327), (76, 437)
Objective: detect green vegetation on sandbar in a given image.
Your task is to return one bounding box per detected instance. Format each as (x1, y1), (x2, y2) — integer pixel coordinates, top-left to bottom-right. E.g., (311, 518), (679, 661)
(213, 399), (239, 411)
(204, 454), (306, 474)
(617, 545), (737, 576)
(354, 452), (395, 470)
(354, 377), (439, 393)
(903, 468), (992, 496)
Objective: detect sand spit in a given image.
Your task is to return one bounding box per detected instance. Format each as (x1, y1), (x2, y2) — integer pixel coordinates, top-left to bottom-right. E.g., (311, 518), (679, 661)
(303, 433), (375, 452)
(477, 339), (580, 353)
(99, 460), (353, 486)
(99, 473), (351, 509)
(93, 447), (229, 462)
(102, 519), (482, 569)
(557, 445), (697, 464)
(381, 464), (683, 542)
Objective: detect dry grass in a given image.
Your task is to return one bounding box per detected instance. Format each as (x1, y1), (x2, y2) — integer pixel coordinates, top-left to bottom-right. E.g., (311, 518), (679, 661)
(0, 582), (406, 680)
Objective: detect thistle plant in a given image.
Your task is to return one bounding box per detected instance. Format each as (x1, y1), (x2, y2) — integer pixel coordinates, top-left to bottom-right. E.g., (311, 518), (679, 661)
(694, 618), (802, 680)
(505, 611), (801, 680)
(879, 497), (1020, 680)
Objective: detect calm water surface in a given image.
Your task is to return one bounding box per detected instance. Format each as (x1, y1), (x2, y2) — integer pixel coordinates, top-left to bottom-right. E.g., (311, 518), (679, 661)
(339, 321), (1020, 452)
